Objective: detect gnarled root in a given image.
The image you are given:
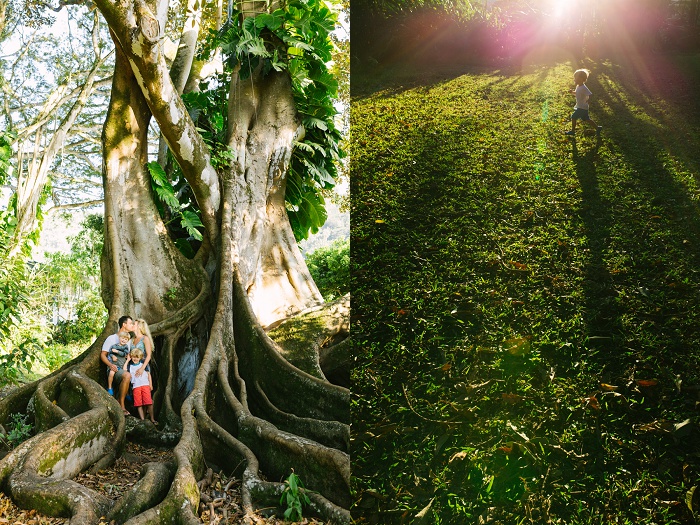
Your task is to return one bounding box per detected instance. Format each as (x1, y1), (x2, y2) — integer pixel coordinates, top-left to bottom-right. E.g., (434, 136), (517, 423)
(0, 259), (349, 524)
(108, 461), (175, 523)
(6, 407), (115, 522)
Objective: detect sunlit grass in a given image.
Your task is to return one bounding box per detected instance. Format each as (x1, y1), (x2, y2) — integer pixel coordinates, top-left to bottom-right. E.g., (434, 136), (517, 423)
(352, 54), (700, 524)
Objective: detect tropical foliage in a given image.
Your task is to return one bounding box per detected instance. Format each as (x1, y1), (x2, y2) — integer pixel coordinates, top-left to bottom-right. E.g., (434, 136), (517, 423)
(0, 213), (105, 384)
(305, 238), (349, 301)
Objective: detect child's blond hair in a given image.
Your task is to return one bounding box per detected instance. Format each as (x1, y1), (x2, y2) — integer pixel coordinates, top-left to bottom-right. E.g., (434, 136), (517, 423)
(118, 330), (131, 341)
(574, 68), (590, 84)
(130, 347), (144, 361)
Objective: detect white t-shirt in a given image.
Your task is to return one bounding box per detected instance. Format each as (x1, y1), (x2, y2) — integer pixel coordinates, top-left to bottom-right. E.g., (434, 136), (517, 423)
(129, 362), (150, 388)
(575, 84), (592, 110)
(103, 333), (119, 352)
(102, 333), (132, 352)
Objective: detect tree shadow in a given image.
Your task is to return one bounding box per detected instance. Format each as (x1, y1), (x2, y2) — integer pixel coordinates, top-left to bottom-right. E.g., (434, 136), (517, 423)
(556, 56), (700, 512)
(352, 64), (505, 101)
(581, 54), (700, 375)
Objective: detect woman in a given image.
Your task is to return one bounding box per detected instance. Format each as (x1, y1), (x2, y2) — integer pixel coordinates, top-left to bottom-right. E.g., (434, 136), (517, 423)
(133, 318), (155, 391)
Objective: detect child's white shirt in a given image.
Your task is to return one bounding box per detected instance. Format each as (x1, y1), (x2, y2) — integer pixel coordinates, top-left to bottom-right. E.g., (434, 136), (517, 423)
(129, 361), (150, 388)
(575, 84), (592, 110)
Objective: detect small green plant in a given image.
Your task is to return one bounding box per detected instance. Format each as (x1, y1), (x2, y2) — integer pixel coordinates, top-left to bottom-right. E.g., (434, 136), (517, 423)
(0, 413), (32, 449)
(280, 470), (310, 522)
(163, 287), (181, 309)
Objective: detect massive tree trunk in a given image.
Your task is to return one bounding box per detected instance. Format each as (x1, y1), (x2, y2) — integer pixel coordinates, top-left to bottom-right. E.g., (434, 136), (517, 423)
(0, 0), (349, 522)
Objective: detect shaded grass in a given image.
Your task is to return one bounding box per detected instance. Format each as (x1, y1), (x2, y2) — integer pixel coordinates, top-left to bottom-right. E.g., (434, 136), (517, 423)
(351, 54), (700, 524)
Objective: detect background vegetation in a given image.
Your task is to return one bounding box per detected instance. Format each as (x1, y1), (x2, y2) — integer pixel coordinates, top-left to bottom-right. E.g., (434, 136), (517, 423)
(352, 0), (700, 70)
(0, 213), (105, 384)
(352, 52), (700, 523)
(306, 238), (350, 301)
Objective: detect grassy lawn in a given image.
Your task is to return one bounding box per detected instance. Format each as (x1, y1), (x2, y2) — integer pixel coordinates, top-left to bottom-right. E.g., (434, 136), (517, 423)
(351, 54), (700, 524)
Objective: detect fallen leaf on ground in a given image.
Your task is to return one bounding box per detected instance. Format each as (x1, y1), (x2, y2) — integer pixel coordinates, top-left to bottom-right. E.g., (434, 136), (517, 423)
(502, 393), (525, 404)
(504, 337), (531, 356)
(636, 379), (658, 387)
(583, 396), (600, 410)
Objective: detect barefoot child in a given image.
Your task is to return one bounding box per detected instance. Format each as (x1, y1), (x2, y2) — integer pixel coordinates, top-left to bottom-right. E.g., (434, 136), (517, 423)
(106, 330), (131, 396)
(565, 68), (602, 138)
(128, 347), (157, 424)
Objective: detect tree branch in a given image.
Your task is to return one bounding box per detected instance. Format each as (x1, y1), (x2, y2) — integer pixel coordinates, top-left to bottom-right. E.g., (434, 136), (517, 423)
(94, 6), (221, 245)
(46, 199), (104, 214)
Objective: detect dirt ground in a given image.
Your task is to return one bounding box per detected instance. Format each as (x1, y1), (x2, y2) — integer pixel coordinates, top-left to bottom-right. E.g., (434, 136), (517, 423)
(0, 440), (324, 524)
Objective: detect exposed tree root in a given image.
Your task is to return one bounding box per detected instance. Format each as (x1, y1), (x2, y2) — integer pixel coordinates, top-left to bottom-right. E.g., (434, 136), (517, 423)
(108, 462), (175, 523)
(0, 6), (349, 523)
(6, 407), (114, 522)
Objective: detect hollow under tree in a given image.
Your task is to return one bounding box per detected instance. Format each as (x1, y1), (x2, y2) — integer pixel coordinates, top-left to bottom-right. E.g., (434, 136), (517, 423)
(0, 0), (350, 522)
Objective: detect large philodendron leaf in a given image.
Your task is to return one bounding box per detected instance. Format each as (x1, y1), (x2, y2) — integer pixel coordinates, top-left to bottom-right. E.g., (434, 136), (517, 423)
(180, 210), (204, 241)
(146, 161), (205, 254)
(287, 172), (327, 240)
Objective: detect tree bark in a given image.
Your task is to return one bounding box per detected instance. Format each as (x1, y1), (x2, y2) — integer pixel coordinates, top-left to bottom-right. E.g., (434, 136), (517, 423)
(0, 0), (349, 523)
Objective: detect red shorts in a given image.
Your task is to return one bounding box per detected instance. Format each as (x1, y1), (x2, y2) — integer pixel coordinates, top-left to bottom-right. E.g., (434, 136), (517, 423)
(133, 385), (152, 407)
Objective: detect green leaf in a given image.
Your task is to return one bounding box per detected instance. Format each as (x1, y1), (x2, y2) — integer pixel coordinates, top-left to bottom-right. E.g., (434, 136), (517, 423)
(254, 12), (285, 30)
(147, 161), (168, 185)
(180, 211), (204, 241)
(303, 117), (328, 131)
(288, 472), (298, 492)
(687, 486), (696, 514)
(154, 185), (180, 211)
(174, 238), (196, 258)
(181, 92), (212, 113)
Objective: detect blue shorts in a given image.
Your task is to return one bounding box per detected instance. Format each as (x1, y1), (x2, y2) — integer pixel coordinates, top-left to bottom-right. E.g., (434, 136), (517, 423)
(571, 108), (590, 121)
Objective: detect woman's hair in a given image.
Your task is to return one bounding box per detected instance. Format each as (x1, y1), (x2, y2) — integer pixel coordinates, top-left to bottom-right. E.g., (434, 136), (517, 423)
(135, 318), (153, 343)
(574, 68), (590, 83)
(134, 319), (156, 367)
(130, 347), (144, 360)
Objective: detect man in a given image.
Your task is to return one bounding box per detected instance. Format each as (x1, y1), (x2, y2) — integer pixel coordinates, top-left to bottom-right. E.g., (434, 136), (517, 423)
(101, 315), (134, 415)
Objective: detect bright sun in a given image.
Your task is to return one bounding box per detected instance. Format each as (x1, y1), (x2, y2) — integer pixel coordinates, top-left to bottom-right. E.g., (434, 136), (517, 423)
(552, 0), (577, 19)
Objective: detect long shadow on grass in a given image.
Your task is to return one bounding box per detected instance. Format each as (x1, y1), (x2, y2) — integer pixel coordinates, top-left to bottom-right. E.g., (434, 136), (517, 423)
(560, 55), (700, 381)
(589, 56), (700, 375)
(571, 138), (626, 355)
(352, 63), (502, 99)
(350, 61), (542, 101)
(561, 55), (700, 522)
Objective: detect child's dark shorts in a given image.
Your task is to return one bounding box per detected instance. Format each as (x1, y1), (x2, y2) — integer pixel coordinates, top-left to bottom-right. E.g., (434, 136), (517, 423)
(571, 108), (590, 121)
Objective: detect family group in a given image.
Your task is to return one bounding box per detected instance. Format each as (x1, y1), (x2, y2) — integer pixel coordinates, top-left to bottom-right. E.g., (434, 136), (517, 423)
(100, 316), (157, 424)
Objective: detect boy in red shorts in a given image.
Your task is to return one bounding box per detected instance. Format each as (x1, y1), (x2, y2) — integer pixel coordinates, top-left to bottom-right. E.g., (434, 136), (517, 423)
(128, 347), (157, 424)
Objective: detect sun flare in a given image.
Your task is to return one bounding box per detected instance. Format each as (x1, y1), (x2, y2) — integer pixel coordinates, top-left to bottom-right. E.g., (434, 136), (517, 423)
(552, 0), (577, 19)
